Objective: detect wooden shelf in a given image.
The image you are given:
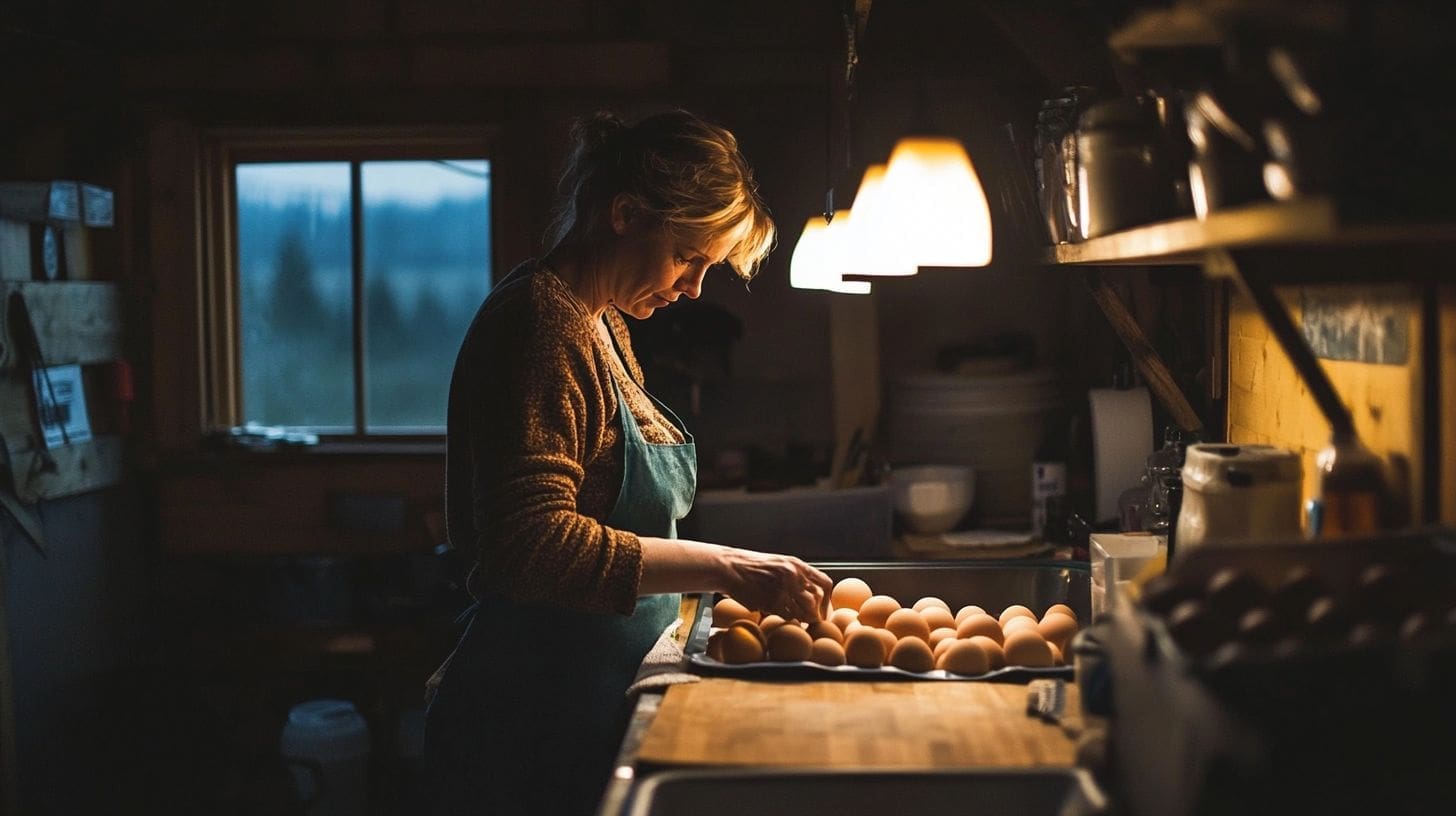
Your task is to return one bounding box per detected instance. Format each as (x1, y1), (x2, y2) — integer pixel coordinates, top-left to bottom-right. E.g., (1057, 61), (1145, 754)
(1040, 198), (1456, 267)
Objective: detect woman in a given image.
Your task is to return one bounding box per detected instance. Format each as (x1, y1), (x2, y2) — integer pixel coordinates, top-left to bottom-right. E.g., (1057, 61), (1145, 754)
(424, 109), (832, 815)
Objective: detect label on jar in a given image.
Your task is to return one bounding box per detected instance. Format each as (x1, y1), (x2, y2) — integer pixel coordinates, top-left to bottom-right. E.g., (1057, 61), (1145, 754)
(1032, 461), (1067, 536)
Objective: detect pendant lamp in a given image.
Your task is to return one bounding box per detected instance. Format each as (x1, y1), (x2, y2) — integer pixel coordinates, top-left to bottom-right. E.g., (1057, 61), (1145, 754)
(842, 163), (918, 277)
(876, 136), (994, 269)
(790, 212), (871, 295)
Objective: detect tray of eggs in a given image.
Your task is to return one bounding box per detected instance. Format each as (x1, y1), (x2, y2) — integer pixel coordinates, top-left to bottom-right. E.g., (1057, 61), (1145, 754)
(688, 577), (1080, 681)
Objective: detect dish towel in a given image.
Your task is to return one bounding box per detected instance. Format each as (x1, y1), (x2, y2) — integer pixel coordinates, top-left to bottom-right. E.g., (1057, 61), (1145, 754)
(625, 618), (702, 698)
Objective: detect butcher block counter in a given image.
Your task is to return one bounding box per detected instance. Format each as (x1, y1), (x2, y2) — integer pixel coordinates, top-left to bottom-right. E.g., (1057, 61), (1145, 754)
(597, 591), (1086, 815)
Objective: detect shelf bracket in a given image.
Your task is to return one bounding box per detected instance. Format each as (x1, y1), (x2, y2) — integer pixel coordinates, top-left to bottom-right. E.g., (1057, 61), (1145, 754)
(1081, 268), (1204, 433)
(1215, 249), (1357, 439)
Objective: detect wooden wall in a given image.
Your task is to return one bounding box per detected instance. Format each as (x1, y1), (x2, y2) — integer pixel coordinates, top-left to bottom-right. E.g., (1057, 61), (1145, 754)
(1225, 284), (1437, 526)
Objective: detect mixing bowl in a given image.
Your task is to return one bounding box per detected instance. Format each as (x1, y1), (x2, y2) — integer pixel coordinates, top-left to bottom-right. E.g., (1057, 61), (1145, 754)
(890, 465), (976, 534)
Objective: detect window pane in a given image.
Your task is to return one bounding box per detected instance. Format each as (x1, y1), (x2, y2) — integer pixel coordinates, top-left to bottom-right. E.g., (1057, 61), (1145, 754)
(362, 160), (492, 431)
(236, 162), (354, 431)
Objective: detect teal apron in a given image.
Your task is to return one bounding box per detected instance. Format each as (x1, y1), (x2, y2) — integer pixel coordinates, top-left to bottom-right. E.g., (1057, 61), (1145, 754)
(424, 333), (695, 816)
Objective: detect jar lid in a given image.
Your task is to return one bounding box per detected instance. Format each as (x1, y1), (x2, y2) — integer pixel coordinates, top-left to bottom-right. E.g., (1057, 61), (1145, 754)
(1078, 97), (1150, 131)
(1181, 444), (1302, 492)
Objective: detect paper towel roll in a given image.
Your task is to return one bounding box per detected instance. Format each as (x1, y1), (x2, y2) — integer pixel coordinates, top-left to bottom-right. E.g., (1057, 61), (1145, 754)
(1089, 387), (1154, 523)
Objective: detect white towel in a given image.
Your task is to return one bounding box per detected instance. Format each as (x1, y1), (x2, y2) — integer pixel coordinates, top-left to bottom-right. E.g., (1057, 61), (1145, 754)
(625, 618), (702, 698)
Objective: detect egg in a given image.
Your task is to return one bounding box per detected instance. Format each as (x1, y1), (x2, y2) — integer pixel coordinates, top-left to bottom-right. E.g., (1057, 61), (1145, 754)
(1167, 599), (1227, 656)
(807, 620), (844, 644)
(858, 595), (902, 628)
(1236, 607), (1290, 646)
(1204, 568), (1266, 619)
(1048, 642), (1065, 666)
(955, 613), (1004, 644)
(1003, 629), (1054, 667)
(938, 639), (990, 675)
(1036, 612), (1079, 650)
(706, 630), (726, 661)
(831, 577), (874, 612)
(888, 637), (936, 672)
(759, 614), (789, 634)
(729, 619), (767, 650)
(933, 635), (958, 660)
(1044, 603), (1078, 622)
(844, 628), (886, 667)
(913, 596), (952, 614)
(968, 635), (1005, 669)
(885, 608), (932, 642)
(1002, 616), (1039, 637)
(873, 627), (898, 655)
(829, 607), (860, 632)
(713, 597), (759, 627)
(766, 623), (814, 662)
(920, 606), (956, 633)
(928, 627), (958, 650)
(954, 604), (986, 625)
(998, 604), (1037, 626)
(809, 637), (846, 666)
(843, 619), (863, 634)
(720, 624), (765, 664)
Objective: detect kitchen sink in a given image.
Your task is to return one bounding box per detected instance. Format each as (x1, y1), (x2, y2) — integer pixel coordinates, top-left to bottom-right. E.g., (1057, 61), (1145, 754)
(625, 767), (1105, 816)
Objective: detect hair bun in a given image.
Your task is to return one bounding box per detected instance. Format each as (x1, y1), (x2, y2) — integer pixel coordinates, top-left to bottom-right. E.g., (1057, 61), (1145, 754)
(571, 111), (628, 157)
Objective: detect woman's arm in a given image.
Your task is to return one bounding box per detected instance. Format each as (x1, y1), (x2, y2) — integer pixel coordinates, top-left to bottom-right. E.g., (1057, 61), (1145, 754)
(638, 537), (832, 622)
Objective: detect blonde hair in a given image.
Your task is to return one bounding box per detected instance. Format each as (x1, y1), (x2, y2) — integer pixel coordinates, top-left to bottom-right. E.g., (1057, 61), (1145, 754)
(546, 110), (776, 280)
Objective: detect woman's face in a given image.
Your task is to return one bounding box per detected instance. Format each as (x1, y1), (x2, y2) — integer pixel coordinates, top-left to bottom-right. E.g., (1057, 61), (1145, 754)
(608, 203), (747, 320)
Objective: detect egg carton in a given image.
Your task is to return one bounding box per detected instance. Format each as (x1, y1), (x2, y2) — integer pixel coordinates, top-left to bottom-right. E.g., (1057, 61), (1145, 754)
(1101, 527), (1456, 816)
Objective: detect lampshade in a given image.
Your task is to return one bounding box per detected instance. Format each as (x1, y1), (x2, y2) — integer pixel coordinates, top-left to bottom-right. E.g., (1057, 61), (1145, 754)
(878, 136), (993, 268)
(843, 164), (918, 277)
(790, 212), (872, 295)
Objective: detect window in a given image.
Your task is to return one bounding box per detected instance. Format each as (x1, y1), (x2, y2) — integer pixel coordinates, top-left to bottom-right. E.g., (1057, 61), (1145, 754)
(204, 130), (494, 438)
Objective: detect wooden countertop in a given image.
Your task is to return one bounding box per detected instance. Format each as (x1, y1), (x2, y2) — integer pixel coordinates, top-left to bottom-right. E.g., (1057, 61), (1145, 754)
(636, 678), (1080, 769)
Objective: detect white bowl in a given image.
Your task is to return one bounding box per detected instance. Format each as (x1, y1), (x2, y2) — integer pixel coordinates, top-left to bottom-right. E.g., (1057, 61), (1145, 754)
(889, 465), (976, 534)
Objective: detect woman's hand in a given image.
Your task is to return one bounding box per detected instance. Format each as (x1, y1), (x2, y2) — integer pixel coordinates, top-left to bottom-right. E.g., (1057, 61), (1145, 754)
(716, 547), (833, 622)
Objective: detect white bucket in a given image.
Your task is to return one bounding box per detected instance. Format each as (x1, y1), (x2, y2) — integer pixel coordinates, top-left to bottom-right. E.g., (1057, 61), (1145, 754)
(280, 699), (371, 816)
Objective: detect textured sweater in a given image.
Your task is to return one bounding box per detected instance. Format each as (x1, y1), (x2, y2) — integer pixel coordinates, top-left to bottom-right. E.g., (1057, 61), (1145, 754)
(445, 260), (687, 615)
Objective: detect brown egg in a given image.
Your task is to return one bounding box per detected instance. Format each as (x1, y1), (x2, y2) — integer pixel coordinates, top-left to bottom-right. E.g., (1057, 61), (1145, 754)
(998, 604), (1037, 626)
(889, 637), (936, 673)
(954, 604), (986, 625)
(807, 619), (844, 644)
(809, 637), (846, 666)
(1003, 629), (1054, 667)
(858, 595), (902, 628)
(913, 596), (952, 614)
(938, 639), (991, 676)
(767, 623), (814, 662)
(729, 619), (767, 649)
(759, 614), (789, 634)
(843, 619), (864, 634)
(956, 613), (1004, 644)
(920, 606), (956, 633)
(873, 627), (899, 656)
(831, 577), (874, 612)
(1002, 616), (1039, 637)
(968, 635), (1005, 669)
(928, 627), (958, 650)
(713, 597), (759, 627)
(829, 607), (860, 632)
(720, 624), (765, 664)
(1048, 642), (1065, 666)
(1037, 612), (1079, 651)
(885, 608), (932, 642)
(844, 628), (886, 667)
(706, 630), (726, 661)
(1044, 603), (1078, 622)
(933, 635), (958, 660)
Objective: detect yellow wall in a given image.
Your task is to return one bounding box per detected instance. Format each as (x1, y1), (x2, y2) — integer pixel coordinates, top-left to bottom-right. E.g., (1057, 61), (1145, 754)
(1226, 286), (1423, 524)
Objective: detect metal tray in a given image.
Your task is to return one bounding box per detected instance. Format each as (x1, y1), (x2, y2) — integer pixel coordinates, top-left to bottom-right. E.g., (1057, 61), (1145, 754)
(626, 767), (1106, 816)
(684, 560), (1089, 682)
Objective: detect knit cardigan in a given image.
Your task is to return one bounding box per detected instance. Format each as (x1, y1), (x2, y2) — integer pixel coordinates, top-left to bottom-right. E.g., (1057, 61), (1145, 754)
(445, 260), (687, 615)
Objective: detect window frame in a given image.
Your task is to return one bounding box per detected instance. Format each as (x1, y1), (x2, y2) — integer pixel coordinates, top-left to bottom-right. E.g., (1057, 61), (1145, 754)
(199, 126), (498, 442)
